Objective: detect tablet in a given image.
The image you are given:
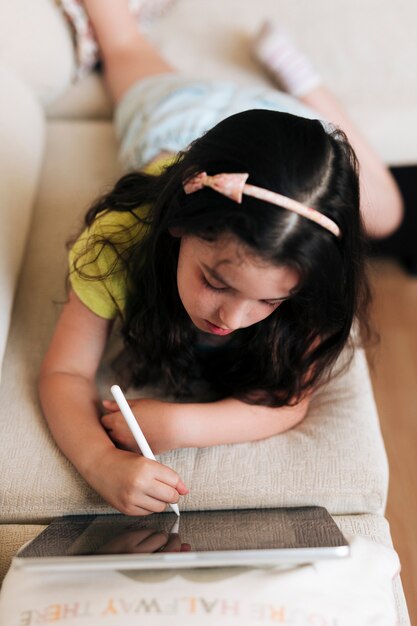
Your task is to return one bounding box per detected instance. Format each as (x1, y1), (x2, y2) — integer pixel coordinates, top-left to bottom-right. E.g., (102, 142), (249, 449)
(14, 506), (349, 572)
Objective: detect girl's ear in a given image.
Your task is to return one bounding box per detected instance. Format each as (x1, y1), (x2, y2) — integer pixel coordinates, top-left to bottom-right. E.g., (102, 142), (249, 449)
(169, 227), (184, 238)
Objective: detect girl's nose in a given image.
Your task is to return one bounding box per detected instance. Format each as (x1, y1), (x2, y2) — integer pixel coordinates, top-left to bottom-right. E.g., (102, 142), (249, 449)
(218, 300), (250, 330)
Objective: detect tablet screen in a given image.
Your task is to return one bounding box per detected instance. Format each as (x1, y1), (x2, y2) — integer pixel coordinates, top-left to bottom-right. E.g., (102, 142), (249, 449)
(18, 507), (347, 559)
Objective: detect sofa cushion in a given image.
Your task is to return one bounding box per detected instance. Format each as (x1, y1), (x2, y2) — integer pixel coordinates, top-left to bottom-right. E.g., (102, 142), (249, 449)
(0, 121), (389, 523)
(0, 63), (45, 383)
(0, 525), (46, 584)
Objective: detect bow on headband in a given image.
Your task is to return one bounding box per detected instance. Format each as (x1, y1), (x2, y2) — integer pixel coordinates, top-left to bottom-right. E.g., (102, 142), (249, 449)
(183, 171), (341, 238)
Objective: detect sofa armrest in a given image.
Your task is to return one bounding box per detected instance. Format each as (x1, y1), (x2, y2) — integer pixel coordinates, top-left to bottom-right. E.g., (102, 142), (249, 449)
(0, 63), (45, 382)
(0, 0), (75, 105)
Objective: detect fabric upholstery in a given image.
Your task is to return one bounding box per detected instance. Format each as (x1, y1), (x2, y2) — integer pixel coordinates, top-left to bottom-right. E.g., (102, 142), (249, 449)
(0, 63), (45, 382)
(0, 1), (411, 621)
(0, 525), (46, 585)
(46, 0), (417, 165)
(0, 0), (74, 104)
(0, 121), (121, 523)
(0, 121), (388, 522)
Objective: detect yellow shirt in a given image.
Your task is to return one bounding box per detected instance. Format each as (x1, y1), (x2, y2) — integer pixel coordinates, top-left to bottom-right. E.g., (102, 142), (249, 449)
(69, 155), (174, 319)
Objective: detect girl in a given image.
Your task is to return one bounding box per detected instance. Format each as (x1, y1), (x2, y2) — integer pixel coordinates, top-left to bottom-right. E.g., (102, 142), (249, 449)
(39, 0), (400, 517)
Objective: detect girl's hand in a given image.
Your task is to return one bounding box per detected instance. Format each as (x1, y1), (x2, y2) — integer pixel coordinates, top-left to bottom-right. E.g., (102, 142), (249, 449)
(90, 447), (189, 516)
(101, 398), (179, 454)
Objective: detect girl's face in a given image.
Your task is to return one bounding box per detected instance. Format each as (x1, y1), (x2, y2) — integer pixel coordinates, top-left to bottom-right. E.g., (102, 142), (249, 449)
(176, 234), (300, 336)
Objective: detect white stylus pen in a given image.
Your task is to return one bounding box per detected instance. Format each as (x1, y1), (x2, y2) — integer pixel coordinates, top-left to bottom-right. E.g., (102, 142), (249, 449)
(110, 385), (180, 516)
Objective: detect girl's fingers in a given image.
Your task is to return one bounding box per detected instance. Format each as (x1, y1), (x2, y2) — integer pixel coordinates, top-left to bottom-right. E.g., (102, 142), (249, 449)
(176, 480), (189, 495)
(180, 543), (192, 552)
(147, 480), (181, 505)
(163, 533), (182, 553)
(152, 464), (189, 495)
(130, 532), (169, 554)
(105, 452), (189, 514)
(132, 494), (169, 514)
(101, 413), (112, 428)
(101, 411), (122, 430)
(101, 416), (138, 451)
(127, 477), (184, 514)
(101, 406), (141, 447)
(102, 399), (120, 412)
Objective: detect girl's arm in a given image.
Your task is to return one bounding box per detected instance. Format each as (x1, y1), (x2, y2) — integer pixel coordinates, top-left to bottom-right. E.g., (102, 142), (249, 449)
(102, 394), (310, 453)
(175, 396), (310, 448)
(39, 291), (188, 514)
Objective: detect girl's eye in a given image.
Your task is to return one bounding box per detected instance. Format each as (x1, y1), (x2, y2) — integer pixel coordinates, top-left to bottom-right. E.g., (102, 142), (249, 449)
(201, 274), (285, 305)
(263, 300), (283, 308)
(201, 274), (227, 293)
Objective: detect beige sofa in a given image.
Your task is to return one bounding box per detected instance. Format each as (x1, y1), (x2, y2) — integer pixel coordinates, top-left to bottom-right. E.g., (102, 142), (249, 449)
(0, 0), (414, 622)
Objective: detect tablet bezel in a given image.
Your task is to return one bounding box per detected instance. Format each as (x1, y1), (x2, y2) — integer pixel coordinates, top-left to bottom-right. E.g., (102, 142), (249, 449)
(14, 507), (350, 571)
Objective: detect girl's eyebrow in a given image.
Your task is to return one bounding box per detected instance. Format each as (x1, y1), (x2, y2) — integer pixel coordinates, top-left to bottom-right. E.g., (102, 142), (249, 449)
(201, 263), (291, 301)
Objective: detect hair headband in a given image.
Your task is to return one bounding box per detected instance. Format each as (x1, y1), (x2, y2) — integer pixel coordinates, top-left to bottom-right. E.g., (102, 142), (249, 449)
(183, 171), (341, 238)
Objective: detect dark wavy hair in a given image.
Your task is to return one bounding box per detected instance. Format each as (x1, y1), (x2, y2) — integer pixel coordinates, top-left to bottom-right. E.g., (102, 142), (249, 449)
(76, 109), (370, 406)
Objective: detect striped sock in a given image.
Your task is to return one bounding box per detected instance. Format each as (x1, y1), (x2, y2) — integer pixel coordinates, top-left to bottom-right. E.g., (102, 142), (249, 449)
(252, 21), (322, 97)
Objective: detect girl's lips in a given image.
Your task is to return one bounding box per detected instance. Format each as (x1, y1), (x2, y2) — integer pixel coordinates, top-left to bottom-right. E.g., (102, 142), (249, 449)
(204, 320), (234, 336)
